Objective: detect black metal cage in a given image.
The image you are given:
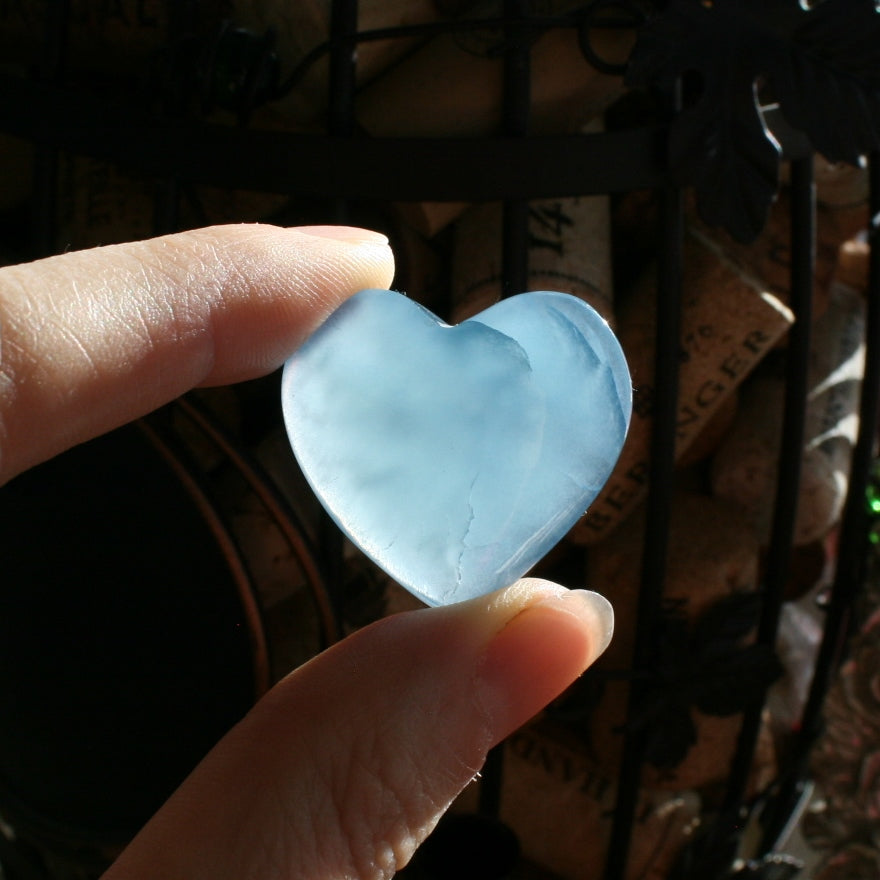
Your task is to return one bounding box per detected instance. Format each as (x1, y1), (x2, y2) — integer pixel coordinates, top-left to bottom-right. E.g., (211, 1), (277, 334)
(1, 1), (879, 878)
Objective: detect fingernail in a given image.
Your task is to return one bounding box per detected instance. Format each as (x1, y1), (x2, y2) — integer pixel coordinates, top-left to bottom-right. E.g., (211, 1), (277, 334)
(473, 581), (614, 739)
(568, 589), (615, 659)
(296, 225), (389, 246)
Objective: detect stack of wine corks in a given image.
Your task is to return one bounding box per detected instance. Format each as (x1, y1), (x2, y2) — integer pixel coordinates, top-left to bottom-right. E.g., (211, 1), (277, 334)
(438, 153), (868, 875)
(5, 4), (872, 875)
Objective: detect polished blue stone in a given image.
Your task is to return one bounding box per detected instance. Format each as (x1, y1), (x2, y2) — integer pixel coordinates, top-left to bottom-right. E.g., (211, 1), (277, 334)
(282, 289), (631, 607)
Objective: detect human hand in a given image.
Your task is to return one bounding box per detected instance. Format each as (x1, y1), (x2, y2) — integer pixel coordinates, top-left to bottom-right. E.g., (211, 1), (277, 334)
(0, 224), (613, 879)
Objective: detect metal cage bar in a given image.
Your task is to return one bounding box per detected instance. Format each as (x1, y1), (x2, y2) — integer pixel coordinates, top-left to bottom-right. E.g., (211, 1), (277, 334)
(605, 167), (685, 880)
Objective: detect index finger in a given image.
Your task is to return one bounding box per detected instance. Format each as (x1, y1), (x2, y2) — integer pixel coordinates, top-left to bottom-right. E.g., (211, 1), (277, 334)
(0, 224), (394, 485)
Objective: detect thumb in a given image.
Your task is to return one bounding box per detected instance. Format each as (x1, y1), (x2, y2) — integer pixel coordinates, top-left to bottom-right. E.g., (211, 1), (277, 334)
(102, 578), (613, 880)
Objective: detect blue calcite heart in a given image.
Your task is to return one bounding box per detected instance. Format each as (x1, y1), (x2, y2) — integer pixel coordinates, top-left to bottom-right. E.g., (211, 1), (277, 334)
(282, 289), (631, 607)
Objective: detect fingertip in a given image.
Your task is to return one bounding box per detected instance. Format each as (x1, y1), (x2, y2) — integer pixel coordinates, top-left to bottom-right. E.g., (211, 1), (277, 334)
(561, 588), (614, 661)
(472, 579), (614, 743)
(281, 224), (395, 291)
(295, 225), (390, 246)
(97, 576), (614, 880)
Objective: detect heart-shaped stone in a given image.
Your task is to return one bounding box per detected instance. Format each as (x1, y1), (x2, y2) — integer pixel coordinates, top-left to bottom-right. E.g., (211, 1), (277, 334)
(282, 289), (631, 607)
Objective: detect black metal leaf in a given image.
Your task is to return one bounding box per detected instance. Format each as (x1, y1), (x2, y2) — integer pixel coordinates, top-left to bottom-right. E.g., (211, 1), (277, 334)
(624, 591), (784, 769)
(693, 643), (784, 717)
(643, 697), (699, 769)
(625, 0), (880, 243)
(692, 592), (764, 659)
(671, 84), (780, 245)
(657, 611), (692, 668)
(625, 0), (783, 242)
(768, 0), (880, 166)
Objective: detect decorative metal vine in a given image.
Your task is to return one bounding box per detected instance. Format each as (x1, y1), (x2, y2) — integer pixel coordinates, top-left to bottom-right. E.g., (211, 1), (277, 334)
(626, 0), (880, 242)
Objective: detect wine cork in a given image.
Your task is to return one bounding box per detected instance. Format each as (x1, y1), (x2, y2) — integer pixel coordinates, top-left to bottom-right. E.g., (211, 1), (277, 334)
(0, 1), (439, 126)
(709, 378), (839, 548)
(55, 154), (156, 250)
(693, 154), (870, 324)
(192, 184), (290, 227)
(388, 215), (451, 314)
(711, 278), (866, 546)
(0, 0), (171, 76)
(352, 3), (635, 237)
(585, 493), (776, 793)
(356, 7), (633, 237)
(236, 0), (442, 124)
(813, 154), (869, 210)
(779, 537), (829, 602)
(450, 192), (614, 324)
(569, 228), (795, 546)
(53, 153), (288, 251)
(589, 493), (761, 682)
(495, 719), (701, 880)
(837, 235), (870, 293)
(355, 6), (634, 138)
(687, 187), (838, 321)
(676, 389), (738, 468)
(394, 201), (472, 240)
(782, 153), (871, 245)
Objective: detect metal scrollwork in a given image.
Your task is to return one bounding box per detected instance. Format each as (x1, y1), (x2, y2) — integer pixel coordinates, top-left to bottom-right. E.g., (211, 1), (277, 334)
(626, 0), (880, 242)
(574, 0), (648, 76)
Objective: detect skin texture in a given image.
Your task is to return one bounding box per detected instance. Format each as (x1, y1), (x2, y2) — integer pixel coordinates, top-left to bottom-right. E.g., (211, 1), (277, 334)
(0, 224), (614, 880)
